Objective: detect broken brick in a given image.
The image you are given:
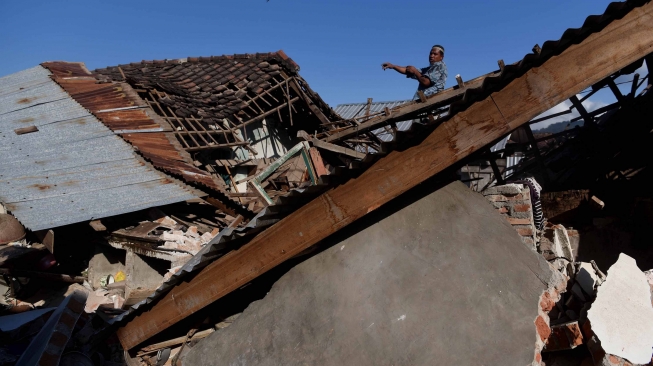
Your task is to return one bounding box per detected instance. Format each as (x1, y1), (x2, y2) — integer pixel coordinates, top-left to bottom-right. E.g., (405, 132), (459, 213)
(513, 203), (532, 212)
(540, 292), (556, 312)
(516, 228), (534, 236)
(535, 315), (551, 342)
(506, 217), (532, 225)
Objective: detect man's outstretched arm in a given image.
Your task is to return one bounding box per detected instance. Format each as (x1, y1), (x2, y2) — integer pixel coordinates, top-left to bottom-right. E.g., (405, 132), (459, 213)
(382, 63), (432, 88)
(382, 62), (407, 74)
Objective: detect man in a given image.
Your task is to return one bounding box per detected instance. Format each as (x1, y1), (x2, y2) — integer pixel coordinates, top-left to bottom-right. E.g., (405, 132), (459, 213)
(382, 45), (448, 100)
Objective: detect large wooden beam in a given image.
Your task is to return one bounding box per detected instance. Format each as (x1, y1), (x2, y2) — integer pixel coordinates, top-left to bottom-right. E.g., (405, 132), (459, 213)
(117, 3), (653, 350)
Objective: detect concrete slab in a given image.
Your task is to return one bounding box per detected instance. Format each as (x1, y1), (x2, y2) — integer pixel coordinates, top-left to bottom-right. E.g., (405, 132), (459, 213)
(88, 245), (125, 289)
(125, 251), (166, 306)
(587, 253), (653, 364)
(184, 181), (558, 365)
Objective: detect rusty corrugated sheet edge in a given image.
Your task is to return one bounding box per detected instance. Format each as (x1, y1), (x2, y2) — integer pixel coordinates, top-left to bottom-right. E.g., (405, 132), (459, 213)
(112, 0), (646, 328)
(41, 61), (253, 213)
(40, 61), (207, 200)
(0, 66), (201, 230)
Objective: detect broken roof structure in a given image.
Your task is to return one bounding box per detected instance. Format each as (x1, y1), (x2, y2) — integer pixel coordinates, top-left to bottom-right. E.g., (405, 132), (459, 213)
(1, 0), (653, 364)
(113, 0), (653, 351)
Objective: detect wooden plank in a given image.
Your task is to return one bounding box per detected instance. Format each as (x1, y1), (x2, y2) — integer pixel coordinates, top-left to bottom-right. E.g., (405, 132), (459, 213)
(313, 139), (366, 159)
(0, 268), (85, 283)
(116, 4), (653, 350)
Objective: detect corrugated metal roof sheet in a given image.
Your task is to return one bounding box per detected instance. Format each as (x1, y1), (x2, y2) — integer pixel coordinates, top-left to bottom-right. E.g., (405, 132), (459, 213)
(0, 66), (200, 231)
(333, 100), (412, 142)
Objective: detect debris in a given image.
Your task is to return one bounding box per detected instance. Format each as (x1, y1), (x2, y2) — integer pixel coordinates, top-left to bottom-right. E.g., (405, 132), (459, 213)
(0, 213), (26, 245)
(0, 3), (651, 364)
(0, 268), (85, 283)
(575, 262), (600, 296)
(544, 321), (584, 352)
(89, 219), (107, 232)
(590, 195), (605, 210)
(587, 254), (653, 364)
(15, 290), (87, 366)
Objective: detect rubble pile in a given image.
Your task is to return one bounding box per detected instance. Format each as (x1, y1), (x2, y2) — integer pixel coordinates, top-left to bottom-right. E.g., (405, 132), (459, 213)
(2, 1), (653, 364)
(482, 182), (653, 365)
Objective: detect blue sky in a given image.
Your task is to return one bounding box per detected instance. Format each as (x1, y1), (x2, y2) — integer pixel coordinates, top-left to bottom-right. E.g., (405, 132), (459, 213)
(1, 0), (643, 127)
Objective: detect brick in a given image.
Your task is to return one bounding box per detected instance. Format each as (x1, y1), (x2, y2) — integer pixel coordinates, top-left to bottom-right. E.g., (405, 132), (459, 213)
(540, 292), (555, 312)
(522, 237), (535, 245)
(516, 228), (534, 236)
(497, 207), (509, 214)
(544, 321), (583, 351)
(491, 202), (507, 209)
(609, 355), (620, 365)
(513, 203), (532, 212)
(483, 183), (524, 195)
(509, 211), (533, 219)
(535, 315), (551, 341)
(506, 217), (531, 225)
(505, 193), (524, 200)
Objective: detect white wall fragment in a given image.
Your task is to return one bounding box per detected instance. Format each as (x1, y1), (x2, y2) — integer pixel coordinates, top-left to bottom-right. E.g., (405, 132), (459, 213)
(587, 253), (653, 364)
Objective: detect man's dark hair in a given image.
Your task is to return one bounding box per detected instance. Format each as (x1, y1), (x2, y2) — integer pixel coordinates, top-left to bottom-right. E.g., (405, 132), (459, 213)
(432, 45), (445, 57)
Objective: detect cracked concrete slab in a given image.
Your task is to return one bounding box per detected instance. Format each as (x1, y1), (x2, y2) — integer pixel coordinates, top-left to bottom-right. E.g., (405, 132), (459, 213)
(184, 181), (558, 365)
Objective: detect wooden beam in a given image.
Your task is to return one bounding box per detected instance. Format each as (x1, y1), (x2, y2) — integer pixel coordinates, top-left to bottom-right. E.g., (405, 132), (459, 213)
(285, 75), (332, 126)
(455, 74), (465, 89)
(0, 268), (85, 283)
(488, 151), (505, 185)
(323, 70), (500, 143)
(116, 3), (653, 350)
(311, 138), (366, 159)
(298, 130), (366, 159)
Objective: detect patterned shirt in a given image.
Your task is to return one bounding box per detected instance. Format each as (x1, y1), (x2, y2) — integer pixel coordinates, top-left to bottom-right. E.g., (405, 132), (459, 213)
(409, 61), (447, 99)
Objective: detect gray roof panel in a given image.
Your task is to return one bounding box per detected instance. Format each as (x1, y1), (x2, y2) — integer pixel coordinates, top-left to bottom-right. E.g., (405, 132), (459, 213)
(0, 66), (199, 231)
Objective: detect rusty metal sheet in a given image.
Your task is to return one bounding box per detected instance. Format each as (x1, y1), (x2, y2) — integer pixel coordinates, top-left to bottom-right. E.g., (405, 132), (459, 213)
(0, 66), (201, 231)
(41, 62), (239, 208)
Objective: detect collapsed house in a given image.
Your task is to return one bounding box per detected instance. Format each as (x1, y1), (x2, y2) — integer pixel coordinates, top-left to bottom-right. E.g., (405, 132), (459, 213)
(2, 0), (653, 365)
